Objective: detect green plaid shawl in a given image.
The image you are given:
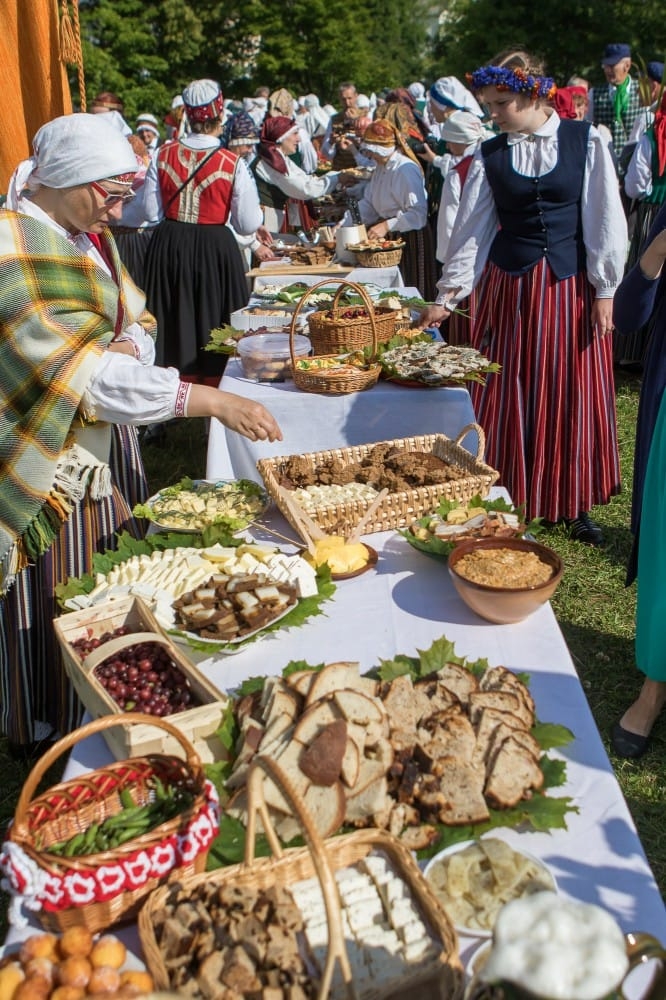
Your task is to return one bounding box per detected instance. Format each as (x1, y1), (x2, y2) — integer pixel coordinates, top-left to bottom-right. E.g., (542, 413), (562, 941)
(0, 210), (156, 589)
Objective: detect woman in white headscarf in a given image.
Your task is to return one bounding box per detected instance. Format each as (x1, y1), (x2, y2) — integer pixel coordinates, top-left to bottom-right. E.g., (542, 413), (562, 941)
(0, 112), (281, 756)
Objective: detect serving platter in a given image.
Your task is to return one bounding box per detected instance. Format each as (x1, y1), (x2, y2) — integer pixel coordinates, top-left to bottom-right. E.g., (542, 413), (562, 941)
(402, 497), (534, 560)
(135, 478), (268, 533)
(378, 342), (500, 387)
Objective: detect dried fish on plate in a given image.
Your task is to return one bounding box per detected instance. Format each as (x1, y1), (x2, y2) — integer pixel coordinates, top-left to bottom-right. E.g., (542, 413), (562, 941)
(379, 342), (500, 386)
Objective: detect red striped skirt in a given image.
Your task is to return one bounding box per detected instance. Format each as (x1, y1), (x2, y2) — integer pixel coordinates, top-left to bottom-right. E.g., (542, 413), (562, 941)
(468, 260), (621, 522)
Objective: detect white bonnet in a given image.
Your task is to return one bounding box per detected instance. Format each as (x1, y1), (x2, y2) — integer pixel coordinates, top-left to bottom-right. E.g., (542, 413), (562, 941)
(439, 110), (489, 145)
(429, 76), (483, 117)
(408, 81), (426, 100)
(29, 113), (138, 189)
(182, 78), (220, 108)
(356, 93), (371, 109)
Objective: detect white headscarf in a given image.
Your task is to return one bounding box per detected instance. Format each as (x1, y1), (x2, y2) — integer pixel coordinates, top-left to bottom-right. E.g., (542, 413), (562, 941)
(439, 110), (493, 146)
(429, 76), (484, 118)
(6, 113), (138, 208)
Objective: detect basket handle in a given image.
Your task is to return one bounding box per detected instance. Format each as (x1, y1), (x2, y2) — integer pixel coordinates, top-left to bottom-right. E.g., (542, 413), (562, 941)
(12, 712), (203, 833)
(454, 422), (486, 462)
(245, 757), (356, 1000)
(80, 631), (176, 674)
(289, 278), (378, 367)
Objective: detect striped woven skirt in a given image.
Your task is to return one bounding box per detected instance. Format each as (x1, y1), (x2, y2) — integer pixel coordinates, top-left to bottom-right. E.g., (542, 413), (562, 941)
(400, 226), (438, 301)
(0, 425), (147, 747)
(468, 260), (621, 522)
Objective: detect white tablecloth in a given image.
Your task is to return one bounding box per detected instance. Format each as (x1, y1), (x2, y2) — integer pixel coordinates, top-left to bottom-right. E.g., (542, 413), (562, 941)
(206, 358), (479, 483)
(31, 511), (666, 981)
(251, 265), (404, 292)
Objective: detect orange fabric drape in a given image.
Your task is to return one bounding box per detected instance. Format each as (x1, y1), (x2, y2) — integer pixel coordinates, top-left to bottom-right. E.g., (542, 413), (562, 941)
(0, 0), (73, 191)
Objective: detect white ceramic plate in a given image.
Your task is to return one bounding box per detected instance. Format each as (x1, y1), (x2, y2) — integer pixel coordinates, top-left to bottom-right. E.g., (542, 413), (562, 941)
(423, 836), (557, 938)
(143, 479), (268, 534)
(168, 601), (296, 654)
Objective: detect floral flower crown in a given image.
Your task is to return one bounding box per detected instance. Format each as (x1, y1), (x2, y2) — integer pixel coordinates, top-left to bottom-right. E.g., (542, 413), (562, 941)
(467, 65), (556, 100)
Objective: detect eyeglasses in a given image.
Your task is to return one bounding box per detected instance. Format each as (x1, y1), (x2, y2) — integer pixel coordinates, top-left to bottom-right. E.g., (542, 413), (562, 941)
(89, 180), (136, 208)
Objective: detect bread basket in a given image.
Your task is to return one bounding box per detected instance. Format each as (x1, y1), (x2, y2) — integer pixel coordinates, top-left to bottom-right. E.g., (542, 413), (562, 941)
(139, 756), (464, 1000)
(291, 280), (381, 395)
(0, 713), (219, 932)
(305, 278), (397, 353)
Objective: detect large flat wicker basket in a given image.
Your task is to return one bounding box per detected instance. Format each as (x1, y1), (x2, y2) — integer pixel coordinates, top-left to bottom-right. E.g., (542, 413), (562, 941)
(257, 425), (499, 537)
(305, 278), (397, 353)
(0, 714), (218, 933)
(139, 756), (464, 1000)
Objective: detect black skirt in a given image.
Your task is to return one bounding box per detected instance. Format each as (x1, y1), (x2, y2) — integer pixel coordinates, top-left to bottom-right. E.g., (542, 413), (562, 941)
(400, 225), (438, 301)
(113, 227), (155, 291)
(143, 219), (248, 377)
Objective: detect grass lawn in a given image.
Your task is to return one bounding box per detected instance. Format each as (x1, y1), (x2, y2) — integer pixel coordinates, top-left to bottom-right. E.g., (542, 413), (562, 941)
(1, 369), (663, 940)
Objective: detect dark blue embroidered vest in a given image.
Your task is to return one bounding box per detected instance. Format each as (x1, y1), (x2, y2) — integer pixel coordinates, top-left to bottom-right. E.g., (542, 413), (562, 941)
(481, 119), (590, 279)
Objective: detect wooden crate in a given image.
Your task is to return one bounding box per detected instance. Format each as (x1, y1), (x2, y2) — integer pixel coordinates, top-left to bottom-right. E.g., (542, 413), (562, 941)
(53, 596), (228, 763)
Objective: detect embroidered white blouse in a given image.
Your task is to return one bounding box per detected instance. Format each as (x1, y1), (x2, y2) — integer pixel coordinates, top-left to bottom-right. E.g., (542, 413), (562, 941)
(340, 150), (427, 233)
(435, 112), (628, 306)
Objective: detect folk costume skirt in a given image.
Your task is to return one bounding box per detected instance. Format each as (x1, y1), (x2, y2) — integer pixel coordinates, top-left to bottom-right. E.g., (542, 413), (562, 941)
(0, 425), (147, 747)
(612, 199), (662, 367)
(636, 387), (666, 681)
(469, 259), (621, 523)
(144, 219), (248, 379)
(400, 226), (438, 302)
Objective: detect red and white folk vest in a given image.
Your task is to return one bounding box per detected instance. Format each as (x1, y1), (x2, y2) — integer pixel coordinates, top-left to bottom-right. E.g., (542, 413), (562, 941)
(156, 141), (239, 224)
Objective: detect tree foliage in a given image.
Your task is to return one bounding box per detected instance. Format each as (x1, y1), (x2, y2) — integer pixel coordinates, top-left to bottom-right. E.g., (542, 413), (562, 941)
(429, 0), (666, 88)
(74, 0), (666, 126)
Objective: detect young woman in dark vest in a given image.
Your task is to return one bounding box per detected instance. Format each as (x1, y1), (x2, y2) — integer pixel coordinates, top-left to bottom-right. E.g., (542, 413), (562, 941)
(421, 62), (628, 546)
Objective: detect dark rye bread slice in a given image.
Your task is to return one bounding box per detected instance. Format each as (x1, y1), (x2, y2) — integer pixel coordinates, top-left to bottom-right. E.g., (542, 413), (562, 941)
(484, 733), (544, 808)
(417, 755), (490, 825)
(469, 689), (534, 729)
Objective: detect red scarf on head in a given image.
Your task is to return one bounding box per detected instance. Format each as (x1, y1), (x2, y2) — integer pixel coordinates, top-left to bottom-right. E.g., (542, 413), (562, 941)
(257, 116), (296, 175)
(654, 91), (666, 177)
(552, 87), (576, 120)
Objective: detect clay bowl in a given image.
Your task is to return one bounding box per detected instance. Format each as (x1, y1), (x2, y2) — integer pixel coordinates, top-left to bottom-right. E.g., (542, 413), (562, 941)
(447, 537), (563, 624)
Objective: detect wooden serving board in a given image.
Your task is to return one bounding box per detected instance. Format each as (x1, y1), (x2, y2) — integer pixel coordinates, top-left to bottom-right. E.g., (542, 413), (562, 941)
(246, 263), (354, 277)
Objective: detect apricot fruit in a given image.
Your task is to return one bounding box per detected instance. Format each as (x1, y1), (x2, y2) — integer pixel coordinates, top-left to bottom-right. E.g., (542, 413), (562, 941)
(118, 969), (154, 995)
(87, 965), (122, 995)
(18, 934), (58, 964)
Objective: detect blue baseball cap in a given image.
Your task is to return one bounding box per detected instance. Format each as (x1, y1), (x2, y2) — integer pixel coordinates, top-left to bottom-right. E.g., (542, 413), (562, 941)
(601, 43), (631, 66)
(647, 61), (665, 83)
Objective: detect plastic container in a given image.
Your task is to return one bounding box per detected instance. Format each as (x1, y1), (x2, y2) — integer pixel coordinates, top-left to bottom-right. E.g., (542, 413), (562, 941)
(237, 332), (312, 382)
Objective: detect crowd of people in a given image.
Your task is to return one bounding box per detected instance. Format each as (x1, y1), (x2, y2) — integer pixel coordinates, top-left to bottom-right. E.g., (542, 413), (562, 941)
(1, 42), (665, 761)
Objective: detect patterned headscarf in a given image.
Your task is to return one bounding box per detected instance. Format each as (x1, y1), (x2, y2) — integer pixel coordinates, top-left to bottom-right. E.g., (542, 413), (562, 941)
(221, 112), (260, 150)
(361, 119), (419, 165)
(257, 116), (299, 174)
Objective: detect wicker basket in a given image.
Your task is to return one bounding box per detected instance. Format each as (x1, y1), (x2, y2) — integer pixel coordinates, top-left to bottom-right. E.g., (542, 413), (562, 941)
(305, 278), (397, 353)
(139, 756), (464, 1000)
(257, 425), (499, 537)
(353, 246), (404, 268)
(291, 280), (382, 395)
(0, 713), (219, 933)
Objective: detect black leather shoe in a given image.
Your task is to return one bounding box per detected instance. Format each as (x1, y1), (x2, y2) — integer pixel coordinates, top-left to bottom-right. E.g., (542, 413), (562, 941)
(565, 512), (604, 546)
(140, 422), (167, 447)
(610, 721), (650, 759)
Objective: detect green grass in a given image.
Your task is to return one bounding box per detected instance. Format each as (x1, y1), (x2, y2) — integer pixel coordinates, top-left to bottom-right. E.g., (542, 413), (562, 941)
(2, 373), (663, 940)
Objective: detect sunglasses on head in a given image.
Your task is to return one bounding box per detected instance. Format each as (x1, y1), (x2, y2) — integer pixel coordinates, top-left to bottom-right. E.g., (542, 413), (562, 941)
(89, 180), (136, 208)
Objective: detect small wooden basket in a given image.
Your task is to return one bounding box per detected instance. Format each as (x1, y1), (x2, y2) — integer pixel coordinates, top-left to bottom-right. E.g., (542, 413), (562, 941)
(0, 713), (219, 933)
(305, 278), (397, 353)
(354, 246), (404, 268)
(139, 756), (464, 1000)
(291, 280), (382, 395)
(53, 595), (228, 764)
